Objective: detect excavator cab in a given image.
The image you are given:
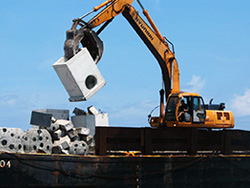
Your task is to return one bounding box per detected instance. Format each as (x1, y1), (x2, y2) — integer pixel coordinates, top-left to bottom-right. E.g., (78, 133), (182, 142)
(165, 93), (206, 126)
(150, 92), (206, 127)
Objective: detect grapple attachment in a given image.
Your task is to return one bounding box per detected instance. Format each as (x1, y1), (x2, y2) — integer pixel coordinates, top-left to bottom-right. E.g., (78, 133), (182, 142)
(80, 28), (104, 64)
(64, 27), (103, 64)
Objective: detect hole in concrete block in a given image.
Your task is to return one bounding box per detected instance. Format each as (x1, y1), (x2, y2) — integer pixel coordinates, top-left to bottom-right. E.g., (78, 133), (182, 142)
(33, 145), (37, 150)
(9, 144), (14, 150)
(1, 140), (7, 146)
(11, 133), (15, 137)
(40, 143), (44, 148)
(86, 75), (97, 89)
(32, 137), (37, 142)
(18, 144), (22, 150)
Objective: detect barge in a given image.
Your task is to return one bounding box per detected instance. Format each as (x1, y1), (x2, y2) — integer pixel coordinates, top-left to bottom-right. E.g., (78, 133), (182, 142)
(0, 127), (250, 187)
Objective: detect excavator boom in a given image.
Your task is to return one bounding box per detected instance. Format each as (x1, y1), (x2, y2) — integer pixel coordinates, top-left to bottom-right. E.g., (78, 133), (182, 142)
(121, 5), (180, 98)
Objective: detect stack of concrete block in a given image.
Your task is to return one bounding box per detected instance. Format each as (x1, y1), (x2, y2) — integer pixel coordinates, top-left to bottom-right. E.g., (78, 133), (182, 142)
(0, 106), (104, 155)
(21, 128), (53, 154)
(70, 106), (109, 154)
(0, 120), (92, 155)
(0, 128), (24, 153)
(47, 119), (90, 155)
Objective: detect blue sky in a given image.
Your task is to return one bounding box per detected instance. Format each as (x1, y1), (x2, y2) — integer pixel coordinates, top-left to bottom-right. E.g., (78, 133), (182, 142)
(0, 0), (249, 131)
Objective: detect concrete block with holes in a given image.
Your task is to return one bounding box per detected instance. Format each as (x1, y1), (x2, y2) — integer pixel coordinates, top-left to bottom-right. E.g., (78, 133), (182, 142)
(21, 128), (52, 154)
(53, 48), (106, 102)
(69, 140), (89, 155)
(0, 128), (24, 153)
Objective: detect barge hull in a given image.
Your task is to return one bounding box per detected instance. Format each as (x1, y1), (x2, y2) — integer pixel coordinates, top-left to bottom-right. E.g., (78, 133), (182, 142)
(0, 152), (250, 187)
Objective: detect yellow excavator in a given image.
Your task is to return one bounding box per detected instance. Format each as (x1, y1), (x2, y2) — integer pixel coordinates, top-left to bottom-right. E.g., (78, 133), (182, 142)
(63, 0), (234, 129)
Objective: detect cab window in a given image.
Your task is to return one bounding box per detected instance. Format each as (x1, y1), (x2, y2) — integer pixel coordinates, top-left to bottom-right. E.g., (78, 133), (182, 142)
(193, 97), (204, 111)
(192, 97), (205, 123)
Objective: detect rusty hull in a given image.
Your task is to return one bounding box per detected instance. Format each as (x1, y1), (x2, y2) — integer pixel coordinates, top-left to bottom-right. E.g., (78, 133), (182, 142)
(0, 152), (250, 187)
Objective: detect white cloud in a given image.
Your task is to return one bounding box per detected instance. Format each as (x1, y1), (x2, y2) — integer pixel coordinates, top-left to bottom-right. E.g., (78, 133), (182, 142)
(230, 89), (250, 117)
(108, 100), (157, 127)
(0, 94), (18, 106)
(155, 0), (160, 5)
(183, 75), (205, 93)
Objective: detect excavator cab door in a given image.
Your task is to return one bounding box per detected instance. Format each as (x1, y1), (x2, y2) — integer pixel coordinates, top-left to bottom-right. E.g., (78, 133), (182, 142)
(165, 96), (178, 121)
(192, 97), (206, 124)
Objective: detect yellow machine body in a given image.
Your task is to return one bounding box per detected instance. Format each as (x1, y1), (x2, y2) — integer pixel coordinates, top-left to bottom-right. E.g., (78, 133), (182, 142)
(150, 92), (234, 128)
